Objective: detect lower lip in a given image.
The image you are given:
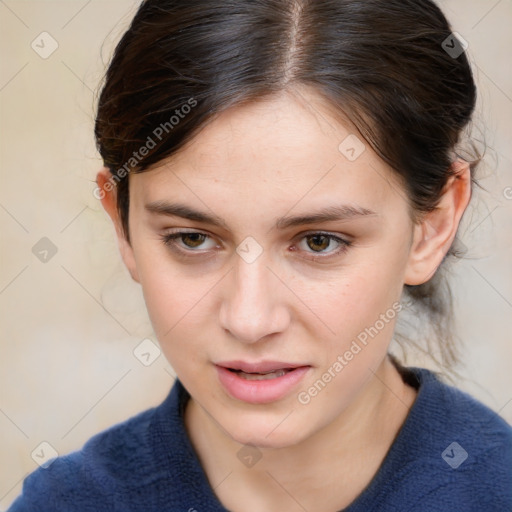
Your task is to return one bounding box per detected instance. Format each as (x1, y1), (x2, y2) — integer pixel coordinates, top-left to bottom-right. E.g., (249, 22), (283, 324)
(215, 365), (310, 404)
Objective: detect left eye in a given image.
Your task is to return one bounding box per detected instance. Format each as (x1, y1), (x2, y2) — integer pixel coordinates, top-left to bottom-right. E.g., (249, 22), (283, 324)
(160, 231), (351, 259)
(299, 233), (350, 255)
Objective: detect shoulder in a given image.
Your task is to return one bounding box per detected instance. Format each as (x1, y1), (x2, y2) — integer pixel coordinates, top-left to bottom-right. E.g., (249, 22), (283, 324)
(411, 367), (512, 454)
(8, 405), (165, 512)
(388, 366), (512, 511)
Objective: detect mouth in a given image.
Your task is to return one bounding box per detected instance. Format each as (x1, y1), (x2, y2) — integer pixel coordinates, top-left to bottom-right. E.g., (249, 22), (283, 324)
(215, 361), (311, 404)
(217, 360), (308, 379)
(226, 368), (295, 381)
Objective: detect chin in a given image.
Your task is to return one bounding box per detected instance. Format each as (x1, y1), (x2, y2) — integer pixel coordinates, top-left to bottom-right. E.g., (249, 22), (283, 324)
(234, 432), (300, 450)
(224, 415), (310, 450)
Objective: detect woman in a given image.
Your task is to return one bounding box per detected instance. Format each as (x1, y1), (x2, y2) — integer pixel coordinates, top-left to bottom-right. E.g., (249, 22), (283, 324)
(9, 0), (512, 510)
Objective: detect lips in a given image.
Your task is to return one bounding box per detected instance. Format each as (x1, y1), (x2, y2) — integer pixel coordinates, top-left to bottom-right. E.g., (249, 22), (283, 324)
(215, 360), (311, 404)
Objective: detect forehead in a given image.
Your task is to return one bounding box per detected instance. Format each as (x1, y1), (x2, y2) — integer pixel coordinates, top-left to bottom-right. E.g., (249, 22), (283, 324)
(130, 88), (407, 217)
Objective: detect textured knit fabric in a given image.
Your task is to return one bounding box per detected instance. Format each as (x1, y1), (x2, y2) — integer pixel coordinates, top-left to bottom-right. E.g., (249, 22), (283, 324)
(8, 366), (512, 512)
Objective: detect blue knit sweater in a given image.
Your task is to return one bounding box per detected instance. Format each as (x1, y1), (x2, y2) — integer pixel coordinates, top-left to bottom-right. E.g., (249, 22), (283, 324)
(8, 366), (512, 511)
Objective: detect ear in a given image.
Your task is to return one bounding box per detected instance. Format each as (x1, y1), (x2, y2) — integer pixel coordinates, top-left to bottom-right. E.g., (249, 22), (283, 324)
(404, 160), (471, 286)
(96, 168), (140, 283)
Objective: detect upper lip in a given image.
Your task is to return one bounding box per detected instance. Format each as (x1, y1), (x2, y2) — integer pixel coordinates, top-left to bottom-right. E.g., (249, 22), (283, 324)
(215, 360), (309, 373)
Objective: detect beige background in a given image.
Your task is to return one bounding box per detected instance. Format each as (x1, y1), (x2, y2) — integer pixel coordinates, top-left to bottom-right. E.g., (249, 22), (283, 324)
(0, 0), (511, 507)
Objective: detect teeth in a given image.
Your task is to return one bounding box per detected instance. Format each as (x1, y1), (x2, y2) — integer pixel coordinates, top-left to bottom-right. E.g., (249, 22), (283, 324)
(236, 369), (289, 380)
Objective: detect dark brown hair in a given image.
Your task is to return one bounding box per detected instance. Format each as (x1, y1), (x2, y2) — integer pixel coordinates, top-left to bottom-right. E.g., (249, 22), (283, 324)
(94, 0), (480, 372)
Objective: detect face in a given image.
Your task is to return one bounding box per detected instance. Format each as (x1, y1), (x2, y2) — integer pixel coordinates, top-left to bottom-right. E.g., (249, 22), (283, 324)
(122, 88), (418, 448)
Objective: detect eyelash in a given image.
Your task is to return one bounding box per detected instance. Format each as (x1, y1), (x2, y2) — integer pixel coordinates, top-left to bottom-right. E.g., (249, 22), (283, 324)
(160, 230), (352, 261)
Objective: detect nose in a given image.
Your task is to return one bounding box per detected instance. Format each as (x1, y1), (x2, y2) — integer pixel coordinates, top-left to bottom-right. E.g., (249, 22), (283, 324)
(219, 253), (290, 344)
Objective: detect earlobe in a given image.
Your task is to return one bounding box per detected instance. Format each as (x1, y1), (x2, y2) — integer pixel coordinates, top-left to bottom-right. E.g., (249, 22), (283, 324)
(96, 168), (141, 284)
(404, 160), (471, 286)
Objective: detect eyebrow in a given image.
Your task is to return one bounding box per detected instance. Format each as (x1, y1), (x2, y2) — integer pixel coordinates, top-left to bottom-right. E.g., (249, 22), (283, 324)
(144, 201), (378, 230)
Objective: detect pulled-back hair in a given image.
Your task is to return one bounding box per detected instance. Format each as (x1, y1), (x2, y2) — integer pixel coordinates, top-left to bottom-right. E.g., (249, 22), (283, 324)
(94, 0), (481, 372)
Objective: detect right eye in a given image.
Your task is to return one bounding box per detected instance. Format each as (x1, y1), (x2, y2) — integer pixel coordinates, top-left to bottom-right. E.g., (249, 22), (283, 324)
(160, 230), (219, 255)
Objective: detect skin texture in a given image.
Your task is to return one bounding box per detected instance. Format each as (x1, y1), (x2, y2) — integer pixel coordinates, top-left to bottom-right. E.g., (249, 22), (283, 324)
(97, 87), (471, 511)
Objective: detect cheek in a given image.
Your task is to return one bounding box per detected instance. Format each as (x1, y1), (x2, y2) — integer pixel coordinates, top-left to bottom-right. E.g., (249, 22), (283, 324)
(295, 269), (403, 417)
(306, 257), (406, 382)
(141, 271), (207, 337)
(134, 253), (220, 371)
(310, 262), (403, 338)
